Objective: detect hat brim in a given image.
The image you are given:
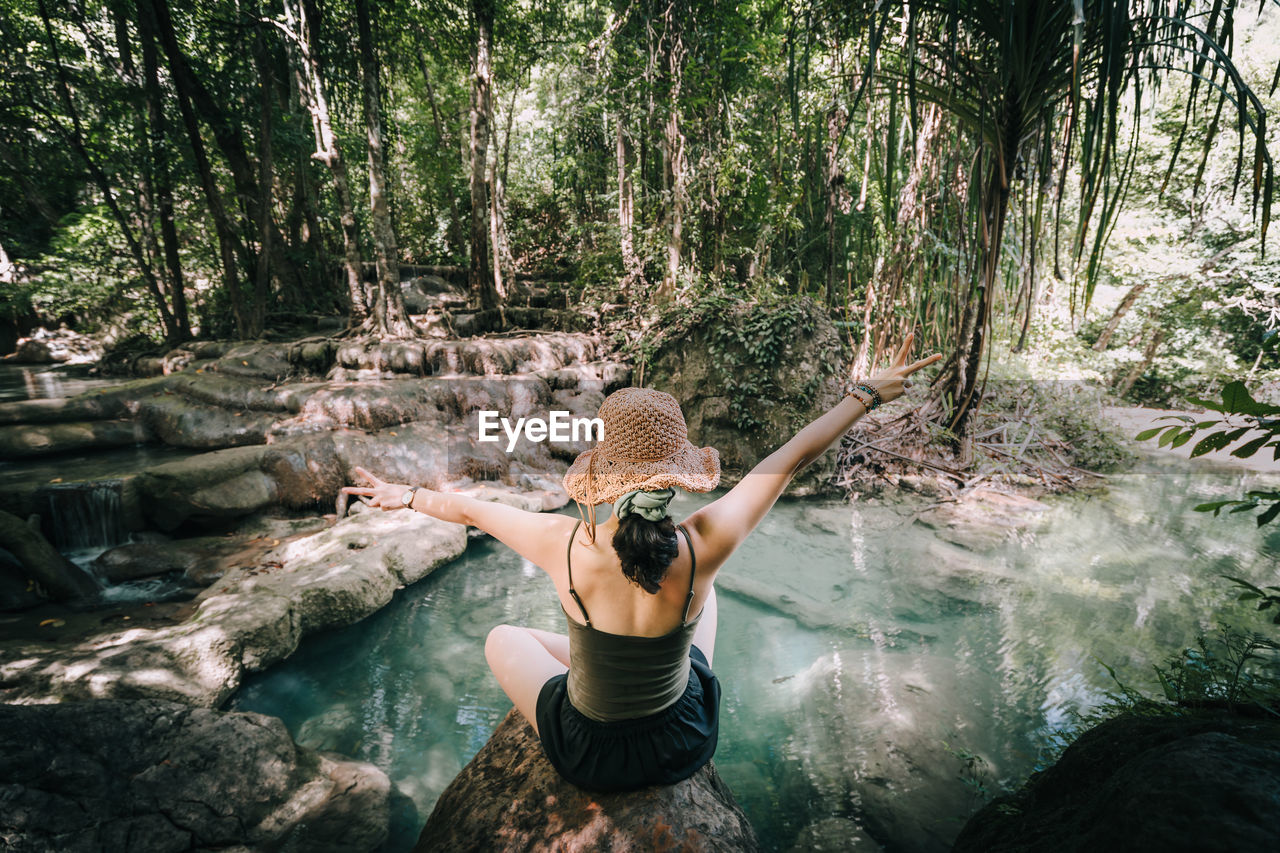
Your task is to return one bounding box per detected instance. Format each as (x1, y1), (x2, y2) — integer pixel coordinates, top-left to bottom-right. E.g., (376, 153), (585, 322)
(563, 442), (721, 506)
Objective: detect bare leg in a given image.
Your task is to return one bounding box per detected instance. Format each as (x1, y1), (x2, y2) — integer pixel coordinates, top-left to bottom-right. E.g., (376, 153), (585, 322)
(523, 627), (571, 667)
(485, 625), (568, 736)
(691, 585), (718, 667)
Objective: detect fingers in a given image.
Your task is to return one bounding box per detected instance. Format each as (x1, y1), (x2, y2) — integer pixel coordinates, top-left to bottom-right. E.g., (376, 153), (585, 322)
(340, 486), (377, 496)
(353, 466), (383, 485)
(892, 331), (916, 367)
(906, 353), (943, 373)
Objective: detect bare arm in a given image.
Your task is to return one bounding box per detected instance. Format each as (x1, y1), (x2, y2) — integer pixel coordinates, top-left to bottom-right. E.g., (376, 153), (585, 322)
(684, 331), (942, 574)
(341, 469), (576, 578)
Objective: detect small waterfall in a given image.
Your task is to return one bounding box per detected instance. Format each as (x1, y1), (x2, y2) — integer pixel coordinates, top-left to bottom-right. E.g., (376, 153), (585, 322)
(36, 479), (129, 552)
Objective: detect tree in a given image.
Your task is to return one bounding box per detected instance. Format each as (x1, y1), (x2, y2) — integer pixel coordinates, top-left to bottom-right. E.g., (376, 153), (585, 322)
(847, 0), (1276, 446)
(355, 0), (413, 335)
(469, 0), (500, 310)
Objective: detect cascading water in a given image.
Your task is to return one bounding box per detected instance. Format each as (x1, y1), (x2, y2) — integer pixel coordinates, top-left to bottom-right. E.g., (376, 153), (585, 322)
(35, 480), (129, 552)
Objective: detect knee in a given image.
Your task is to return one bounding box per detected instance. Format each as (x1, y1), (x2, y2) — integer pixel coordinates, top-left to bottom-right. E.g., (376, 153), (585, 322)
(485, 624), (520, 666)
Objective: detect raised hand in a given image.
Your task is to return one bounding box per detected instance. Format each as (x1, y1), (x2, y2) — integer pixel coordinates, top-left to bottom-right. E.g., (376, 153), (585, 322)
(338, 466), (411, 515)
(864, 331), (943, 405)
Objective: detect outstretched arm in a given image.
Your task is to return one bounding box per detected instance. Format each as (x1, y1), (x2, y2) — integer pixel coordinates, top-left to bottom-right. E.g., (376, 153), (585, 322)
(340, 468), (576, 576)
(684, 331), (941, 572)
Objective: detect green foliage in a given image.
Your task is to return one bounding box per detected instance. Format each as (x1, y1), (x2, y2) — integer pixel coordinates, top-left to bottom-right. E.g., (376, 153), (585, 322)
(1136, 380), (1280, 525)
(1148, 623), (1280, 715)
(628, 288), (842, 431)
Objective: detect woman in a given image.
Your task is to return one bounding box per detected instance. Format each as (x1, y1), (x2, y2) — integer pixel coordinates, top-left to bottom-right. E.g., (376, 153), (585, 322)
(345, 331), (941, 792)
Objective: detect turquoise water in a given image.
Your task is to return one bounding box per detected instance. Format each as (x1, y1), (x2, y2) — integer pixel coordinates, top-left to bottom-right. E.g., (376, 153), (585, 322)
(230, 453), (1280, 851)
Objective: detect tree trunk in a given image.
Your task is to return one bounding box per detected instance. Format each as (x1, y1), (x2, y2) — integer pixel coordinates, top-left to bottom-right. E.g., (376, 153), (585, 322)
(150, 0), (301, 307)
(37, 0), (177, 342)
(1093, 280), (1150, 351)
(657, 12), (687, 305)
(354, 0), (411, 336)
(138, 4), (190, 339)
(142, 0), (246, 336)
(469, 0), (498, 311)
(291, 0), (367, 326)
(943, 159), (1010, 439)
(1116, 323), (1166, 396)
(616, 112), (641, 289)
(822, 89), (850, 308)
(489, 86), (515, 301)
(252, 15), (274, 337)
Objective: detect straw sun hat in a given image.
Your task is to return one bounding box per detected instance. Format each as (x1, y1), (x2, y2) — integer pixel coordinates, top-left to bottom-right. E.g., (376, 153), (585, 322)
(563, 387), (720, 542)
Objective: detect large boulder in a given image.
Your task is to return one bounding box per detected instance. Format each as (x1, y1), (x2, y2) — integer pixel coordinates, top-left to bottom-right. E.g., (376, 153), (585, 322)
(0, 509), (98, 601)
(0, 510), (467, 706)
(415, 709), (760, 852)
(0, 418), (151, 458)
(953, 710), (1280, 853)
(0, 698), (391, 852)
(647, 297), (845, 495)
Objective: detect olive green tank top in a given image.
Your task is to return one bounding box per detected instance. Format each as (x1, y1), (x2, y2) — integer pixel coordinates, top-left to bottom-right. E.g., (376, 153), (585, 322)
(563, 518), (702, 723)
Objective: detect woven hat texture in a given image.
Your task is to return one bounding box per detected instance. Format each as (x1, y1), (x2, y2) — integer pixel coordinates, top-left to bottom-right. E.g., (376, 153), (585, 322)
(563, 387), (720, 507)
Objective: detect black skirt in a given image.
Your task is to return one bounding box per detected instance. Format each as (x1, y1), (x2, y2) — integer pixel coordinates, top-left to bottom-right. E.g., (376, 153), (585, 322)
(535, 645), (721, 792)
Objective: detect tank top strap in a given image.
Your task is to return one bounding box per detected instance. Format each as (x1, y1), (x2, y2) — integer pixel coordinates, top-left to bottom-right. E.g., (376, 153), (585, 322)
(566, 518), (590, 626)
(677, 523), (697, 625)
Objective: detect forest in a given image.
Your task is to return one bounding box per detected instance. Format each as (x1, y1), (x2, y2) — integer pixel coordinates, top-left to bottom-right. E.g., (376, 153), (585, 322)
(3, 2), (1280, 850)
(5, 0), (1279, 435)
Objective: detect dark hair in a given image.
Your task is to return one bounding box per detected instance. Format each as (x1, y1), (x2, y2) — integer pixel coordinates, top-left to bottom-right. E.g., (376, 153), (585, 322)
(612, 514), (679, 594)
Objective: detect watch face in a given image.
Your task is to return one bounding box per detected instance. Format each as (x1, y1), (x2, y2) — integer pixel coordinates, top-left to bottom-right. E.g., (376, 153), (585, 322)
(402, 489), (415, 506)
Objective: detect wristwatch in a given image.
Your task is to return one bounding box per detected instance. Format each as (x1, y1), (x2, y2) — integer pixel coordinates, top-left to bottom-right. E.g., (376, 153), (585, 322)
(400, 486), (420, 508)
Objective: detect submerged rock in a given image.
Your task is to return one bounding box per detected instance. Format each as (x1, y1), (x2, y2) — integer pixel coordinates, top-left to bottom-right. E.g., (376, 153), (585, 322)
(0, 698), (391, 852)
(787, 651), (999, 853)
(913, 486), (1051, 551)
(415, 709), (760, 852)
(953, 710), (1280, 853)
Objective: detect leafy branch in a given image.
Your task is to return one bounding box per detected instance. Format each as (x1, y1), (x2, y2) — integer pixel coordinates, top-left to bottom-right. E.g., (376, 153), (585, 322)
(1135, 380), (1280, 526)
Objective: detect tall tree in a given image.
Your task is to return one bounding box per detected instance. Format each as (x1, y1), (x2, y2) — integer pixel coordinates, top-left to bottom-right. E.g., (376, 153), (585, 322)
(285, 0), (369, 327)
(469, 0), (499, 310)
(355, 0), (412, 335)
(848, 0), (1275, 444)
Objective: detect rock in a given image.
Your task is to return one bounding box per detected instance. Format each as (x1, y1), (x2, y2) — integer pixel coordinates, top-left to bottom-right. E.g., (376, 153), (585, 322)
(913, 487), (1051, 551)
(5, 326), (103, 364)
(648, 297), (845, 496)
(213, 342), (297, 381)
(0, 546), (48, 611)
(788, 651), (1001, 853)
(788, 817), (883, 852)
(138, 392), (275, 449)
(0, 510), (467, 706)
(0, 418), (151, 458)
(92, 536), (246, 584)
(0, 374), (172, 426)
(415, 709), (760, 852)
(953, 710), (1280, 853)
(0, 698), (391, 852)
(0, 509), (98, 600)
(135, 445), (273, 530)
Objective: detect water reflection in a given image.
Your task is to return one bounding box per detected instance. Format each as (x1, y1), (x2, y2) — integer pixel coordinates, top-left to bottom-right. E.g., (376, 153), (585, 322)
(230, 456), (1279, 851)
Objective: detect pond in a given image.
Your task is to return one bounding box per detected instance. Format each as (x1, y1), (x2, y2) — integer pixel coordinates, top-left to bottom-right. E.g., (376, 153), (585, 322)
(225, 452), (1277, 851)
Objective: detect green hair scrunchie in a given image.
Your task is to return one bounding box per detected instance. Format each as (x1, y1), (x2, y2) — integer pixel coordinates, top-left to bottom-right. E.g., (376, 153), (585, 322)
(613, 488), (675, 522)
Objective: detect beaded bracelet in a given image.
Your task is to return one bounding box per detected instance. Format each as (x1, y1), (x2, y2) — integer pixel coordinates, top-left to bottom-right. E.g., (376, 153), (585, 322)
(843, 381), (881, 411)
(853, 383), (883, 410)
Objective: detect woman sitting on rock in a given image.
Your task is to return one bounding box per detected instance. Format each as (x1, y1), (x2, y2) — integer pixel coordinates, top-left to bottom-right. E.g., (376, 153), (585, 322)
(345, 332), (940, 792)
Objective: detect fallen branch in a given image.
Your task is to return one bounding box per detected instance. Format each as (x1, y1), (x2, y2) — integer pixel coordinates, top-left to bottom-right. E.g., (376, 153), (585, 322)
(846, 437), (967, 481)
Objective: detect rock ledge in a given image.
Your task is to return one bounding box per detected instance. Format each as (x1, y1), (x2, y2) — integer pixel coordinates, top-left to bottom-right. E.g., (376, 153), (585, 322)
(415, 709), (760, 852)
